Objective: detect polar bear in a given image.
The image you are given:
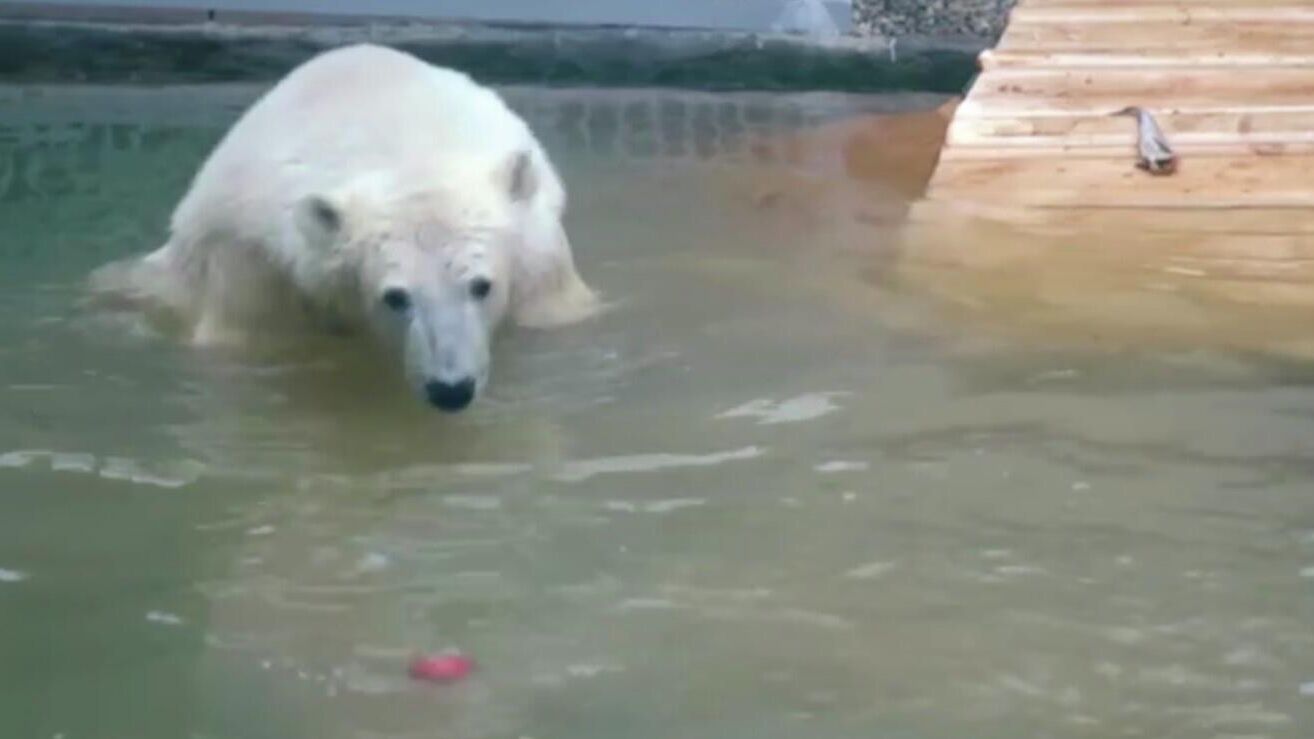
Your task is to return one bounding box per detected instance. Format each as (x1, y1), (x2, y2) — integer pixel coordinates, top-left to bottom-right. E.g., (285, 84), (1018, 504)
(93, 44), (597, 412)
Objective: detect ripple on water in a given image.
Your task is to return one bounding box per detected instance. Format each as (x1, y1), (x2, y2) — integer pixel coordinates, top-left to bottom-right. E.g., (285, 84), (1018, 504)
(550, 445), (764, 482)
(0, 448), (202, 488)
(842, 560), (898, 580)
(441, 495), (504, 511)
(603, 498), (707, 514)
(613, 596), (853, 631)
(145, 610), (185, 626)
(716, 392), (848, 425)
(0, 568), (28, 583)
(813, 460), (869, 473)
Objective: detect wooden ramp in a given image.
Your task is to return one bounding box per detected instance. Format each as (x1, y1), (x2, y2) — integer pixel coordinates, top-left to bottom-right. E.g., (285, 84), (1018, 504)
(902, 0), (1314, 356)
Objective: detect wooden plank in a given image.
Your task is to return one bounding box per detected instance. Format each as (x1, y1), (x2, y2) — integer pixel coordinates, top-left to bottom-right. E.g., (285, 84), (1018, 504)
(945, 110), (1314, 154)
(925, 155), (1314, 208)
(957, 68), (1314, 117)
(946, 116), (1314, 154)
(948, 110), (1314, 143)
(902, 229), (1314, 280)
(904, 0), (1314, 352)
(939, 141), (1314, 159)
(1010, 6), (1314, 24)
(900, 206), (1314, 319)
(981, 51), (1314, 70)
(1016, 0), (1310, 10)
(998, 19), (1314, 55)
(906, 200), (1314, 237)
(898, 204), (1314, 356)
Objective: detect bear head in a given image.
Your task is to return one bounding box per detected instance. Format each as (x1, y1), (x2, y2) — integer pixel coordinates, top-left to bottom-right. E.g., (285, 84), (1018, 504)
(291, 150), (597, 412)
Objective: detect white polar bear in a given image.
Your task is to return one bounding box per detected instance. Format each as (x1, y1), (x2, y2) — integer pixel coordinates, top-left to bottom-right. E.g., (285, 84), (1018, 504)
(94, 44), (597, 412)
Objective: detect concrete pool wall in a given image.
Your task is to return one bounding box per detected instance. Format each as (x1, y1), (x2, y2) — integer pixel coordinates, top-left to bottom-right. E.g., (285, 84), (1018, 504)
(3, 1), (1017, 40)
(0, 23), (978, 94)
(0, 1), (1010, 92)
(3, 0), (856, 35)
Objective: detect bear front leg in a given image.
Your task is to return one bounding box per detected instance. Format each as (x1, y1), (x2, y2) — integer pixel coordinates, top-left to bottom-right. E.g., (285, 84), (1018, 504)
(191, 309), (249, 347)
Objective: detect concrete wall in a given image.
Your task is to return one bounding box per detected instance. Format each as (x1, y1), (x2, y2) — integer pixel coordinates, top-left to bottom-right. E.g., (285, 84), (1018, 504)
(0, 19), (981, 92)
(0, 1), (992, 92)
(9, 1), (1020, 40)
(32, 0), (854, 34)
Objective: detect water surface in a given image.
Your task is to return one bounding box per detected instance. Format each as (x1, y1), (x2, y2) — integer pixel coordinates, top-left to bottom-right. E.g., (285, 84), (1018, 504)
(1, 84), (1312, 739)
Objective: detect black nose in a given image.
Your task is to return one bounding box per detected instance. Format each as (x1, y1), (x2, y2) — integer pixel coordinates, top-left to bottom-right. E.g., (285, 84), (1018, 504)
(424, 377), (476, 412)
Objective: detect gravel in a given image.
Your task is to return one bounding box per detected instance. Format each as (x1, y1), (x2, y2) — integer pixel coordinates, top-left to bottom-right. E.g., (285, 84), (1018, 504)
(852, 0), (1016, 39)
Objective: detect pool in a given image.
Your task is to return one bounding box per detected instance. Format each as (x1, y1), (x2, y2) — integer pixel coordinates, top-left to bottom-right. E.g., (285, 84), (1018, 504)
(1, 81), (1312, 738)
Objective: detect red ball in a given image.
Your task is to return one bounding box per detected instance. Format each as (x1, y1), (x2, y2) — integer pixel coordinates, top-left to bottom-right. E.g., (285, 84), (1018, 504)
(408, 653), (475, 683)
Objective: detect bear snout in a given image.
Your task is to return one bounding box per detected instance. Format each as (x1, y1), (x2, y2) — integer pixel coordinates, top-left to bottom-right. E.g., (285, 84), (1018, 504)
(424, 377), (477, 412)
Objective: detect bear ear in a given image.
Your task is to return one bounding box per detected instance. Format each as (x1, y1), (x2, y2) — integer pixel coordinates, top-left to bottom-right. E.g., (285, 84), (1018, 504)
(510, 219), (599, 328)
(296, 193), (344, 248)
(502, 150), (537, 202)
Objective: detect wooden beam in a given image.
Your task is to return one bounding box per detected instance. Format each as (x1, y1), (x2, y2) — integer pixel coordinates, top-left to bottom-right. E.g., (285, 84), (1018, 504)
(948, 110), (1314, 142)
(907, 200), (1314, 237)
(999, 19), (1314, 56)
(926, 155), (1314, 208)
(957, 68), (1314, 117)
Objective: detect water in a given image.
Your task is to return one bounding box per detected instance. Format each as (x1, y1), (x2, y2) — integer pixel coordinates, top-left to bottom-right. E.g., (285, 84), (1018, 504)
(2, 84), (1313, 739)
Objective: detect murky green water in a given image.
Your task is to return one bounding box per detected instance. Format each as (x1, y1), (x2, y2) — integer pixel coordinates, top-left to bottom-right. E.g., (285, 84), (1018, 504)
(1, 84), (1312, 739)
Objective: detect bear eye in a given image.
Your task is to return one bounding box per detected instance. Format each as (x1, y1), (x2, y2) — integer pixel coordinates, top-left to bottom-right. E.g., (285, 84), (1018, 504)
(470, 277), (493, 300)
(381, 287), (411, 312)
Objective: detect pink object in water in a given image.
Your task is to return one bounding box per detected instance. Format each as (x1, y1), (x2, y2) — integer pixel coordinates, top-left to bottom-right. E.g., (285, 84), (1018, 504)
(408, 653), (475, 683)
